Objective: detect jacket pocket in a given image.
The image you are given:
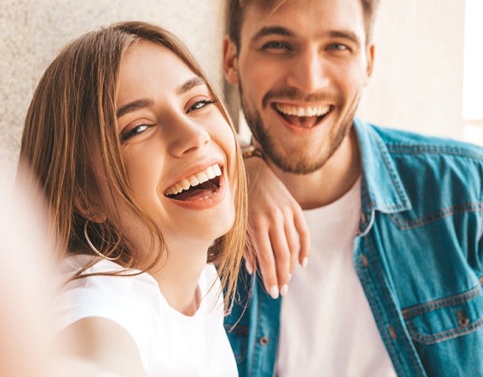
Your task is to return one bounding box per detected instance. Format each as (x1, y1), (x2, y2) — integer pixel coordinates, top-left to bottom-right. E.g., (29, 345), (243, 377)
(402, 285), (483, 345)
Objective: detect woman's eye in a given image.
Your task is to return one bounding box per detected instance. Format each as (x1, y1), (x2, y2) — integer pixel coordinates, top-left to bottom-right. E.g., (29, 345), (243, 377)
(120, 123), (152, 143)
(187, 98), (215, 113)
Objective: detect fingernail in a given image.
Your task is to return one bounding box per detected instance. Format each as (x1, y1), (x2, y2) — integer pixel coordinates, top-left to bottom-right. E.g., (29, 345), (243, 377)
(301, 257), (308, 268)
(280, 284), (289, 297)
(287, 273), (292, 282)
(269, 285), (279, 299)
(245, 260), (253, 275)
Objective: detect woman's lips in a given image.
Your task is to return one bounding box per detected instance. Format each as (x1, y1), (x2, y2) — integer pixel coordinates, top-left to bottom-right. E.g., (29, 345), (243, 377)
(167, 175), (221, 201)
(164, 163), (222, 199)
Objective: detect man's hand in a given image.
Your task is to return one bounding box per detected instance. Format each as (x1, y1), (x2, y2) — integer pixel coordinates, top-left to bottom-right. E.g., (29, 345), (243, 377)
(244, 157), (310, 299)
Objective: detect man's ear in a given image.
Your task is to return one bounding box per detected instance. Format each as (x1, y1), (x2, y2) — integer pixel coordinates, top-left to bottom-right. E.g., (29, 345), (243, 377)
(223, 36), (239, 85)
(364, 44), (375, 85)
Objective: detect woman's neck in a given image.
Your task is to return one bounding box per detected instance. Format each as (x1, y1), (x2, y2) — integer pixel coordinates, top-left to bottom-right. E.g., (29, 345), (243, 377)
(148, 241), (209, 316)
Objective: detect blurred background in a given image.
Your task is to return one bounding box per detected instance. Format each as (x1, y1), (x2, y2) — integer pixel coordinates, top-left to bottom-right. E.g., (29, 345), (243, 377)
(0, 0), (481, 188)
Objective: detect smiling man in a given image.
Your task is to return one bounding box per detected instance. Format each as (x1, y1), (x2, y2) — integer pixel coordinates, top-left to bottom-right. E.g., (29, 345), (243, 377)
(223, 0), (483, 376)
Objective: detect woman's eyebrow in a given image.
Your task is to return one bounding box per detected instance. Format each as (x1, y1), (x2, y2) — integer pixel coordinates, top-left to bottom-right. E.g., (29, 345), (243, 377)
(177, 76), (206, 95)
(116, 99), (153, 118)
(116, 77), (207, 118)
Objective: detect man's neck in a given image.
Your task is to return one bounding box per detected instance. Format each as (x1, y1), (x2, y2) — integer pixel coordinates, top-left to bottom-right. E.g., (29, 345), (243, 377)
(269, 129), (361, 210)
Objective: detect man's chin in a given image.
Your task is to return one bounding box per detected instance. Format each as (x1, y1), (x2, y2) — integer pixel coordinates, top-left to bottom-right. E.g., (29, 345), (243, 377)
(263, 148), (327, 175)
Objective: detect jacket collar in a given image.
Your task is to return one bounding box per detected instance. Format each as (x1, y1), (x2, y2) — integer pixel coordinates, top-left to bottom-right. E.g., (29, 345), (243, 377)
(353, 119), (412, 234)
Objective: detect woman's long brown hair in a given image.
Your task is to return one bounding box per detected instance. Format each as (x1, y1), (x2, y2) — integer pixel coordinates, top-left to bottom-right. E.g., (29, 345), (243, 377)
(20, 21), (247, 312)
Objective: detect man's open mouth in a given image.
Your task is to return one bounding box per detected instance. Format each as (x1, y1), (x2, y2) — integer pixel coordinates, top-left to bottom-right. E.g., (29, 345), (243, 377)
(164, 164), (222, 201)
(273, 103), (332, 128)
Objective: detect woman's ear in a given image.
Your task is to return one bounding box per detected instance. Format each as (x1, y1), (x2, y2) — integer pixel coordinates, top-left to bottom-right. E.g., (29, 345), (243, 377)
(74, 193), (107, 223)
(223, 36), (239, 85)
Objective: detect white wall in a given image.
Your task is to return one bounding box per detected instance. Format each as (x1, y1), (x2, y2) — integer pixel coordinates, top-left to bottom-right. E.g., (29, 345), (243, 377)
(357, 0), (466, 138)
(463, 0), (483, 121)
(0, 0), (225, 186)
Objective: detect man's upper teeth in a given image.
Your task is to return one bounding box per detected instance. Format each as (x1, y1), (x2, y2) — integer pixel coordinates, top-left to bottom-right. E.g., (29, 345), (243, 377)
(275, 104), (330, 117)
(165, 164), (222, 196)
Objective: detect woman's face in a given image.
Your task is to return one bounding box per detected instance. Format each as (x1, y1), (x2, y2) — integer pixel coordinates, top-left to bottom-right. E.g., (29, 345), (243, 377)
(107, 40), (237, 256)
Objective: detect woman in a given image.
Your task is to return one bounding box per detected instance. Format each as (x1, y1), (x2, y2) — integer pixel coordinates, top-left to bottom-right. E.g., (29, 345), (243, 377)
(20, 21), (246, 377)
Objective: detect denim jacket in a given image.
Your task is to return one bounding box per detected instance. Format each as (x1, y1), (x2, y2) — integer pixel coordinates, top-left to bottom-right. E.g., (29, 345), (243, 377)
(225, 119), (483, 377)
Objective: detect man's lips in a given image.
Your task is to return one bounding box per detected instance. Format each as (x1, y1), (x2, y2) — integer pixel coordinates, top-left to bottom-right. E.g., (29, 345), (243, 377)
(164, 164), (222, 201)
(272, 103), (332, 128)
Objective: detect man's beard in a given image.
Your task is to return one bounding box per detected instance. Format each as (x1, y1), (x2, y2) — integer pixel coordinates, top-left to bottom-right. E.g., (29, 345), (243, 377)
(239, 85), (359, 175)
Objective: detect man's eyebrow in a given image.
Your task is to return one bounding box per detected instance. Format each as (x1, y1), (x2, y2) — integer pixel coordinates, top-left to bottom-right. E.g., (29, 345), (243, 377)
(250, 26), (362, 46)
(177, 76), (207, 95)
(328, 30), (362, 45)
(251, 26), (294, 43)
(116, 99), (153, 118)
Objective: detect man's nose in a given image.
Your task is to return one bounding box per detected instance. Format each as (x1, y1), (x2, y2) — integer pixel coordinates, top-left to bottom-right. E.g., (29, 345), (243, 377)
(286, 47), (330, 93)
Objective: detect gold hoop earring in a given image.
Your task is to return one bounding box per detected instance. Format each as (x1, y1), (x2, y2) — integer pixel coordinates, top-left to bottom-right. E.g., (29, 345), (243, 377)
(84, 220), (119, 261)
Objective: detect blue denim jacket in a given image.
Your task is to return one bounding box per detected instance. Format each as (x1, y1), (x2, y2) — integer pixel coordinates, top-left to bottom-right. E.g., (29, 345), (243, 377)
(225, 119), (483, 377)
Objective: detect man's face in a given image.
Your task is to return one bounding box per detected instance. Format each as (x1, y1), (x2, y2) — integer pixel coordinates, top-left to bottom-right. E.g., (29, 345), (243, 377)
(224, 0), (374, 174)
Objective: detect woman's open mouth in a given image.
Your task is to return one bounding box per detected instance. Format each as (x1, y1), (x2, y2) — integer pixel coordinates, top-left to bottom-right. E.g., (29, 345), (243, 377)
(164, 164), (222, 201)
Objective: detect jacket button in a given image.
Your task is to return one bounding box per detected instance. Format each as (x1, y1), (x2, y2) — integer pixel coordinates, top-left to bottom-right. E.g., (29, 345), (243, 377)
(259, 336), (270, 345)
(457, 310), (470, 327)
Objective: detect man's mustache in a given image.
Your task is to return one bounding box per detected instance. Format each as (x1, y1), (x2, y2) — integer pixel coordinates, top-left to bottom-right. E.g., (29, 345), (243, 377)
(262, 88), (339, 109)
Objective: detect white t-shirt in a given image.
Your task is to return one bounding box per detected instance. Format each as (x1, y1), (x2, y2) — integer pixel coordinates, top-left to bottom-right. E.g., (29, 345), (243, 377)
(55, 255), (238, 377)
(276, 178), (397, 377)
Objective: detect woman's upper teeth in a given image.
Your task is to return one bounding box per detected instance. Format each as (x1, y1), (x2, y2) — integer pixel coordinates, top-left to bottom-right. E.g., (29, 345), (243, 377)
(275, 104), (330, 117)
(165, 164), (222, 196)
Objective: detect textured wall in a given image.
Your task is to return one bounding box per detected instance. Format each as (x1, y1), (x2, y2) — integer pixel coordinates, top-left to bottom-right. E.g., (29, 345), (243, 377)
(0, 0), (225, 186)
(0, 1), (469, 187)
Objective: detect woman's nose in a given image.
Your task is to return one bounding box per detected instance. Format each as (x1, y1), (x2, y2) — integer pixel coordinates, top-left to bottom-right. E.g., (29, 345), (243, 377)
(168, 117), (210, 156)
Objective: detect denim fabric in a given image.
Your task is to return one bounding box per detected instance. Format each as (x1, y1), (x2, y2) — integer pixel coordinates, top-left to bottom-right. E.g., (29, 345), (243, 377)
(225, 119), (483, 377)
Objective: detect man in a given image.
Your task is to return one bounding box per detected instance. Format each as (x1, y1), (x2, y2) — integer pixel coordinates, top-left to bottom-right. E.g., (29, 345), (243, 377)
(222, 0), (483, 376)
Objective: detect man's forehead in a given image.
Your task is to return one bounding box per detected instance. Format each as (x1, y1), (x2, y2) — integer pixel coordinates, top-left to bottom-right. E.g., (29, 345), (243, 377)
(241, 0), (364, 21)
(242, 0), (290, 19)
(240, 0), (366, 42)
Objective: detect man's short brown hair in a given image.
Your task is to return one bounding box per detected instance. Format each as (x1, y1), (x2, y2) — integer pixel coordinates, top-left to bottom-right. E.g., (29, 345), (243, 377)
(226, 0), (380, 48)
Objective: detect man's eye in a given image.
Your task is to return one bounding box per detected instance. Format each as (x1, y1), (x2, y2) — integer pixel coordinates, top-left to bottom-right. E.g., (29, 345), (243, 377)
(327, 43), (350, 51)
(120, 124), (152, 143)
(187, 99), (215, 113)
(261, 41), (292, 51)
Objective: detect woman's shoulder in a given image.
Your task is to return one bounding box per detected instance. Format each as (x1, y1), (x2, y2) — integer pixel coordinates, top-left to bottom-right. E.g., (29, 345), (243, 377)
(56, 256), (164, 356)
(60, 254), (157, 291)
(60, 254), (130, 275)
(56, 255), (162, 327)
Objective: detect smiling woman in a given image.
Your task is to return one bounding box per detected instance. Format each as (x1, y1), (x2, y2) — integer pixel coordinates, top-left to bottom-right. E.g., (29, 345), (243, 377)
(19, 21), (246, 377)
